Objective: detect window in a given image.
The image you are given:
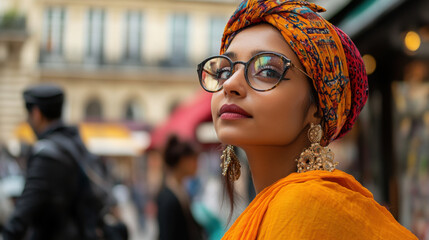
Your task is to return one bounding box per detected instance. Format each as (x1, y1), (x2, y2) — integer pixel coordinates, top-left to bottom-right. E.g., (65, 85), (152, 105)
(170, 13), (188, 64)
(209, 17), (226, 56)
(123, 11), (142, 63)
(85, 99), (103, 120)
(124, 100), (142, 121)
(41, 7), (66, 59)
(85, 8), (105, 64)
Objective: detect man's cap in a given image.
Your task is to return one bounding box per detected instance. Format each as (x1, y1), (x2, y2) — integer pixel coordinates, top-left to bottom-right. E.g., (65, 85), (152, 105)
(23, 84), (65, 119)
(23, 84), (64, 105)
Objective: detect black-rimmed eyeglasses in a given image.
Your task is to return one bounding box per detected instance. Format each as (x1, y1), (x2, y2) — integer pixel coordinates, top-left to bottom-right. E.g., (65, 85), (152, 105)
(197, 51), (312, 92)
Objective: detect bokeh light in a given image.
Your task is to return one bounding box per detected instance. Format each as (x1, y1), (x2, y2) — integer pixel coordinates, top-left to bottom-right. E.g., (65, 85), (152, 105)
(362, 54), (376, 75)
(404, 31), (421, 52)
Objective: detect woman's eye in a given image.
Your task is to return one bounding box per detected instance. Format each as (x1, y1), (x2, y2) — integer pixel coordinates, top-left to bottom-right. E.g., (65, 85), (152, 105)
(216, 69), (231, 79)
(257, 68), (282, 79)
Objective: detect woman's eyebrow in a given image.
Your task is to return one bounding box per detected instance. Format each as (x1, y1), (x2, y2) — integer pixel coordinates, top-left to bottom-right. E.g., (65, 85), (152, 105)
(224, 50), (284, 60)
(223, 51), (236, 59)
(250, 49), (272, 56)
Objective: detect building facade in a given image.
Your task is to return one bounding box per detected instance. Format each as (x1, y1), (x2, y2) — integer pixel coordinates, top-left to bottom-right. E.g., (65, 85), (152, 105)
(0, 0), (238, 142)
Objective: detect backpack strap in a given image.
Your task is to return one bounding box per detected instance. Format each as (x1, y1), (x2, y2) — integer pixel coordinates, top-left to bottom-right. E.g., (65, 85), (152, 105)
(32, 139), (74, 167)
(46, 134), (109, 195)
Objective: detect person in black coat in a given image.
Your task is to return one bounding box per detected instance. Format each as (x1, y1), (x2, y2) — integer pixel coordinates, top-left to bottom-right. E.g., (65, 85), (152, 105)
(156, 135), (206, 240)
(2, 84), (82, 240)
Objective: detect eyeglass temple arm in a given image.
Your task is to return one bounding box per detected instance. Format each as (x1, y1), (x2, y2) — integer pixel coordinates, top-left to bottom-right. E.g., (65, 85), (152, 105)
(291, 63), (313, 81)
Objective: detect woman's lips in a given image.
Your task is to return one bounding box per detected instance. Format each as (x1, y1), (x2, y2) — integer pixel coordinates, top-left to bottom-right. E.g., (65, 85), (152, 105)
(219, 104), (252, 120)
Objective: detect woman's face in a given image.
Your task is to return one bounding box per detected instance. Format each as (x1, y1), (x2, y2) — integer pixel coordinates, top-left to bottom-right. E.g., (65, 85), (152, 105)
(179, 155), (199, 177)
(211, 24), (318, 147)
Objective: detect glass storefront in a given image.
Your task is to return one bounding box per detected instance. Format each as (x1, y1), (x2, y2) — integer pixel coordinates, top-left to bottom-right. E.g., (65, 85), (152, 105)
(392, 60), (429, 239)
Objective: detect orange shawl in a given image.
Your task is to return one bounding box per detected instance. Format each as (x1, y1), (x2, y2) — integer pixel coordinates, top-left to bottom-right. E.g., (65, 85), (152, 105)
(222, 170), (417, 240)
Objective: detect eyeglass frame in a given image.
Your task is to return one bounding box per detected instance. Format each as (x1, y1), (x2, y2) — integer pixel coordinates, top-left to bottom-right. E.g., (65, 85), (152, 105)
(197, 51), (313, 93)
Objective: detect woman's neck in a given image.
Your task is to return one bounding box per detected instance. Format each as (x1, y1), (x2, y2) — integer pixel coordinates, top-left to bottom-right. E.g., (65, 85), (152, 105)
(169, 169), (185, 185)
(241, 129), (309, 193)
(166, 171), (189, 207)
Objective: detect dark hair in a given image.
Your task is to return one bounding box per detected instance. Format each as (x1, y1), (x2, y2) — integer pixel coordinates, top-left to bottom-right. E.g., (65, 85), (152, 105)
(223, 152), (236, 223)
(164, 135), (198, 168)
(25, 102), (63, 120)
(307, 77), (319, 106)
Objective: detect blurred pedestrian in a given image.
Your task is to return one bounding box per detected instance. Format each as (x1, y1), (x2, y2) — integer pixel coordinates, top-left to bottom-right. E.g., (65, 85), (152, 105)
(3, 84), (87, 240)
(196, 0), (418, 239)
(156, 135), (206, 240)
(0, 143), (25, 232)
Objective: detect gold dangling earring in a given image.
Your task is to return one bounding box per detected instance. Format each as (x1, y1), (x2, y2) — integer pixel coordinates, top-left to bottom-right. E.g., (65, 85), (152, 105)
(220, 145), (241, 181)
(296, 123), (338, 173)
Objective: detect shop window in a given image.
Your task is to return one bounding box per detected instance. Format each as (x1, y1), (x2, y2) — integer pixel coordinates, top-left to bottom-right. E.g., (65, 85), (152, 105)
(392, 61), (429, 234)
(124, 100), (143, 121)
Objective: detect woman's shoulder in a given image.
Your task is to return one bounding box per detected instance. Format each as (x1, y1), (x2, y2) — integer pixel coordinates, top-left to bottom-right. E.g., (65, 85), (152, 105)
(268, 175), (352, 215)
(258, 171), (417, 240)
(267, 172), (388, 222)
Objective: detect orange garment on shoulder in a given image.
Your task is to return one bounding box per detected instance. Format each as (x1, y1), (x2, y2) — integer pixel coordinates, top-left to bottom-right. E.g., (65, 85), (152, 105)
(222, 170), (417, 240)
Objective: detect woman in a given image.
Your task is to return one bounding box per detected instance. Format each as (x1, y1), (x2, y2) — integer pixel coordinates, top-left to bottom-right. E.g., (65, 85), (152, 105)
(196, 0), (418, 239)
(156, 135), (205, 240)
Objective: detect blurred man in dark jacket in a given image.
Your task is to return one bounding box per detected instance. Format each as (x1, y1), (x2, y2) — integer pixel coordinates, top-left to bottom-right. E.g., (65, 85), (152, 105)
(2, 84), (82, 240)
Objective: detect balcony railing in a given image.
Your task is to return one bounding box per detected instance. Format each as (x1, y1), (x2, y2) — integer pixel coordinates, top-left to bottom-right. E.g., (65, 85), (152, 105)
(0, 10), (27, 42)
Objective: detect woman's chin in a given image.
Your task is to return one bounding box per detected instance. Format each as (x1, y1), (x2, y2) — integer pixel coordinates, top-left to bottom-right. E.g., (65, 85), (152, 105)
(216, 133), (257, 147)
(216, 133), (242, 146)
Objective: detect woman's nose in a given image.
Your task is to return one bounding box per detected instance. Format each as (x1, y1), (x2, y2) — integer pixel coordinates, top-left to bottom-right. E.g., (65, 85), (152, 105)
(222, 65), (247, 97)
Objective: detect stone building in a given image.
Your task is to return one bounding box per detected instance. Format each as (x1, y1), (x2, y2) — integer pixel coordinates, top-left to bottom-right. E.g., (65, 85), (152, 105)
(0, 0), (238, 142)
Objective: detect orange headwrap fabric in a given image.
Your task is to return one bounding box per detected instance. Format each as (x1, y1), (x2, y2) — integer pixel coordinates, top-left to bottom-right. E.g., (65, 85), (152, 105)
(220, 0), (369, 145)
(222, 170), (417, 240)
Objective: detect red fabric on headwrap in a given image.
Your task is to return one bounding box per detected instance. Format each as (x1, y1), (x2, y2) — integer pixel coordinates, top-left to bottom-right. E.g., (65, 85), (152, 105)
(220, 0), (368, 145)
(332, 26), (369, 138)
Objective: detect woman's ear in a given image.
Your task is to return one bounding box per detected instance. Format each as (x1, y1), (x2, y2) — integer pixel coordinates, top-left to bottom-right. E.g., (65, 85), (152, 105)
(306, 103), (322, 126)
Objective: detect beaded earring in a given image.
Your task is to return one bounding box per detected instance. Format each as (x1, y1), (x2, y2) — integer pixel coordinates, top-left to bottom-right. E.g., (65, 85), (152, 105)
(220, 145), (241, 181)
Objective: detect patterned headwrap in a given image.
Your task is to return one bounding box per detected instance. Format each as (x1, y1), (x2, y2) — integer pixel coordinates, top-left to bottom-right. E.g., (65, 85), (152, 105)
(220, 0), (368, 145)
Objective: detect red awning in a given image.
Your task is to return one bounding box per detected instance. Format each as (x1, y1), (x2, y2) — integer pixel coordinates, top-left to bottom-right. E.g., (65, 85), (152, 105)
(150, 91), (213, 149)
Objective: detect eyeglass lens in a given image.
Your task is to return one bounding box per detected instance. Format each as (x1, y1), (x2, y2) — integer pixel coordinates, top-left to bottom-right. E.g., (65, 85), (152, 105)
(200, 53), (289, 92)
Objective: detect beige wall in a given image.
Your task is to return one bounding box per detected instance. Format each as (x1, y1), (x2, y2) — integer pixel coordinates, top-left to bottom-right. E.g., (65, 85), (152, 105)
(104, 7), (122, 63)
(0, 0), (13, 14)
(64, 5), (85, 63)
(144, 8), (169, 64)
(189, 12), (210, 64)
(0, 0), (39, 141)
